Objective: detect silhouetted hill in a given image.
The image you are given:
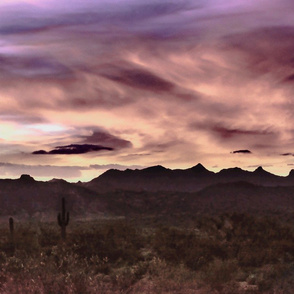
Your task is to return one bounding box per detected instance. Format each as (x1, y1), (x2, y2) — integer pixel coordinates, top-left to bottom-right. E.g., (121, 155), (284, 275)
(195, 181), (294, 214)
(86, 164), (294, 193)
(85, 181), (294, 219)
(0, 175), (106, 218)
(186, 163), (214, 175)
(218, 167), (250, 178)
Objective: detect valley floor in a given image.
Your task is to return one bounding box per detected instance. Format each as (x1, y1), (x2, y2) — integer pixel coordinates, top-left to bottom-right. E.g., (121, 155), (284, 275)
(0, 213), (294, 293)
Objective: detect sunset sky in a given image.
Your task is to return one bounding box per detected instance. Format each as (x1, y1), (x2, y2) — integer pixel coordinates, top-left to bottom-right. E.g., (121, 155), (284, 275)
(1, 0), (294, 181)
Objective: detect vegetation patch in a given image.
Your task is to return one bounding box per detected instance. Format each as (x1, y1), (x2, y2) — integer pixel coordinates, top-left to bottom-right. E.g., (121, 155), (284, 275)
(0, 213), (294, 293)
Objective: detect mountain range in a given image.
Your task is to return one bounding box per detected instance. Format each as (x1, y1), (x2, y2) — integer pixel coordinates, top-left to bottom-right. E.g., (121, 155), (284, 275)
(1, 164), (294, 219)
(85, 163), (294, 192)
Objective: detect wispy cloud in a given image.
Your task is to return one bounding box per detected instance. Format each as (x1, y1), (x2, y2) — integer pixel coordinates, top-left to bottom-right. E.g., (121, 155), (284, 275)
(0, 162), (84, 178)
(0, 54), (73, 79)
(101, 68), (175, 92)
(80, 130), (132, 149)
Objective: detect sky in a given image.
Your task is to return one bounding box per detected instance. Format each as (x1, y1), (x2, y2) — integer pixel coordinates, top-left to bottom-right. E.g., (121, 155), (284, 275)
(0, 0), (294, 181)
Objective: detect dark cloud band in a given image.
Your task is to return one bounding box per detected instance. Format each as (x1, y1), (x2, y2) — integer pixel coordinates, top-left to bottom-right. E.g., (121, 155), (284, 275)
(102, 68), (174, 92)
(232, 150), (252, 154)
(32, 144), (113, 155)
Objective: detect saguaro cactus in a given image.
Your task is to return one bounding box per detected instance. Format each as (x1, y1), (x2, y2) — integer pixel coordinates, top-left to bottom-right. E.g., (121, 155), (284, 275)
(9, 217), (14, 240)
(58, 197), (69, 240)
(8, 217), (15, 254)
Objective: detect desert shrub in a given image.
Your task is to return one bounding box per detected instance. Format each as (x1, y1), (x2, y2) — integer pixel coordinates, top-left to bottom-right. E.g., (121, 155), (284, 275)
(252, 263), (294, 292)
(201, 258), (239, 291)
(152, 226), (226, 270)
(214, 213), (294, 269)
(272, 265), (294, 294)
(237, 244), (268, 267)
(39, 223), (60, 247)
(110, 261), (149, 291)
(87, 255), (110, 275)
(1, 214), (294, 293)
(133, 257), (201, 294)
(4, 256), (26, 273)
(5, 222), (42, 255)
(69, 221), (144, 265)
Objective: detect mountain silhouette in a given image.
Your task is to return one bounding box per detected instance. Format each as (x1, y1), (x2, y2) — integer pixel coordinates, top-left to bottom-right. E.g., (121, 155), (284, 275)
(1, 164), (294, 219)
(86, 164), (294, 192)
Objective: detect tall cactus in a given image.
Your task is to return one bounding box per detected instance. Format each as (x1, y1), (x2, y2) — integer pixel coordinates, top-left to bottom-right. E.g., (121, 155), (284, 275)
(58, 197), (69, 240)
(9, 217), (14, 240)
(8, 217), (15, 255)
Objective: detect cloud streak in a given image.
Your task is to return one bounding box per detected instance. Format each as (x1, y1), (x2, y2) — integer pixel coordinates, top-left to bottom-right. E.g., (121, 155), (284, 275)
(0, 54), (73, 79)
(102, 68), (174, 92)
(0, 162), (84, 178)
(80, 130), (132, 149)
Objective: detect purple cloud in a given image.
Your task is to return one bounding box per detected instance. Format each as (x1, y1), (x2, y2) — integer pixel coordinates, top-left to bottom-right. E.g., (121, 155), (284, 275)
(284, 74), (294, 83)
(81, 130), (132, 149)
(212, 126), (275, 139)
(32, 144), (113, 155)
(232, 150), (252, 154)
(221, 26), (294, 80)
(0, 54), (73, 79)
(102, 68), (174, 92)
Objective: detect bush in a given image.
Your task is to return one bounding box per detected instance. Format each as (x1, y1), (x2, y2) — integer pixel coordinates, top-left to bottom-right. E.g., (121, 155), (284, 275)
(201, 258), (239, 291)
(152, 226), (226, 270)
(69, 221), (144, 265)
